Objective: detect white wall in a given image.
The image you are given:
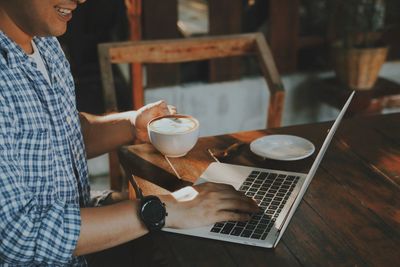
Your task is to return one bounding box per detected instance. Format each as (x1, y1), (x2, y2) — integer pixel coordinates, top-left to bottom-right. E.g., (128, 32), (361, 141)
(145, 61), (400, 136)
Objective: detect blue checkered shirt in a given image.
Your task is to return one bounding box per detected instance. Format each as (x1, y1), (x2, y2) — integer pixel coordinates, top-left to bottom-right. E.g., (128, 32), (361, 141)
(0, 32), (90, 266)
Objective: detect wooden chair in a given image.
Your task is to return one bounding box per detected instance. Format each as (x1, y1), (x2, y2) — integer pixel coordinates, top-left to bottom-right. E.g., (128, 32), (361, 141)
(98, 33), (285, 190)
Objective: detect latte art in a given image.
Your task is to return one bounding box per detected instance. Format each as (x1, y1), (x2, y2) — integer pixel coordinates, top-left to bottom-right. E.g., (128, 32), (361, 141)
(149, 117), (197, 134)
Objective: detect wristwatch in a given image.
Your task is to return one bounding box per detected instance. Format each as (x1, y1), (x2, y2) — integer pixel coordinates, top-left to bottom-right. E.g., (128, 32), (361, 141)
(128, 175), (167, 231)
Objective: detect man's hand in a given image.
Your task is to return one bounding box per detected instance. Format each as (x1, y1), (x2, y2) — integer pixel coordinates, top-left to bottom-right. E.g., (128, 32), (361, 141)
(133, 100), (176, 143)
(160, 183), (259, 229)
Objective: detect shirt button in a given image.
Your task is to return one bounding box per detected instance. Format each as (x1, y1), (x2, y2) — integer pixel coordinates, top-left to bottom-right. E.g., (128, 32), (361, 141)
(66, 116), (71, 124)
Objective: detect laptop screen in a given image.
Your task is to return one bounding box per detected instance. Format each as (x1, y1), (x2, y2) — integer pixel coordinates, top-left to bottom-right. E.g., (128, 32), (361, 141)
(274, 91), (355, 246)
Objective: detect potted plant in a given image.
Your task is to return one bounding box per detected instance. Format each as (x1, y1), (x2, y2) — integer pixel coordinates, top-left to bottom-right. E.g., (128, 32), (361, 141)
(330, 0), (389, 90)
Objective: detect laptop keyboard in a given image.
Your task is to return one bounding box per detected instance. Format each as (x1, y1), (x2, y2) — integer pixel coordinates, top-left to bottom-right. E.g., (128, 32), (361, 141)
(210, 171), (300, 240)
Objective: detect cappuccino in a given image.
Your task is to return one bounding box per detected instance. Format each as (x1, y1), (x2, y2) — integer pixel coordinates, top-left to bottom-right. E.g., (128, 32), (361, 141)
(149, 117), (197, 134)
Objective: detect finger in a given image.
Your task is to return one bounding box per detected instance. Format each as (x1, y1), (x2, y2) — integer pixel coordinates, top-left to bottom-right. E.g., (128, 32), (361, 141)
(139, 100), (169, 119)
(214, 211), (251, 222)
(220, 194), (259, 209)
(153, 100), (170, 116)
(215, 199), (259, 213)
(198, 182), (235, 192)
(167, 105), (177, 115)
(141, 100), (164, 111)
(204, 183), (256, 203)
(198, 183), (258, 208)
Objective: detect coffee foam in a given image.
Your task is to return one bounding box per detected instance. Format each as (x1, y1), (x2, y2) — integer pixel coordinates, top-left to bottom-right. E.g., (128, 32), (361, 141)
(149, 117), (197, 134)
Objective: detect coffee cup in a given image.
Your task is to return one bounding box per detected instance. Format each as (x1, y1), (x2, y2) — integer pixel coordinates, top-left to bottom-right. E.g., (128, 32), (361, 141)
(147, 114), (200, 157)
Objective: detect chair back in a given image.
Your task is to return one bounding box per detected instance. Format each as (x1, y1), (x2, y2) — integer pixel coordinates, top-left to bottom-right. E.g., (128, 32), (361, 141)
(98, 33), (285, 128)
(98, 33), (285, 190)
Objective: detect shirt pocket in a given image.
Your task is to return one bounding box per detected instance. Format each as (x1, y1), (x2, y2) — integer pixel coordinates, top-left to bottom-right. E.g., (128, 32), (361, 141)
(16, 128), (53, 191)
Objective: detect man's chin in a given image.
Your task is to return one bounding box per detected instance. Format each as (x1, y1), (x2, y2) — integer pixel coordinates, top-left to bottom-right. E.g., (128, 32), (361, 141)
(36, 27), (68, 37)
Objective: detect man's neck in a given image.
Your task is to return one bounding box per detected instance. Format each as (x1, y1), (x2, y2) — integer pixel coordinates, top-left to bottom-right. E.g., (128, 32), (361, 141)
(0, 9), (33, 54)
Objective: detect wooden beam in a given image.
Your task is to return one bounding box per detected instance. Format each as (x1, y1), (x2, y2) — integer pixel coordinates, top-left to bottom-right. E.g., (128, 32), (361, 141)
(267, 0), (299, 73)
(105, 35), (257, 64)
(255, 33), (284, 128)
(142, 0), (180, 88)
(125, 0), (144, 109)
(209, 0), (243, 82)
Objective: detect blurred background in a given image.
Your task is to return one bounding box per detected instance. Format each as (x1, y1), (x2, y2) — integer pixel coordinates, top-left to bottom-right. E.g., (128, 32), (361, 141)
(57, 0), (400, 188)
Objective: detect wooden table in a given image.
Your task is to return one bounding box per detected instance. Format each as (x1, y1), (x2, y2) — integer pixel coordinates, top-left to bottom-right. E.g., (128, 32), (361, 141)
(118, 113), (400, 266)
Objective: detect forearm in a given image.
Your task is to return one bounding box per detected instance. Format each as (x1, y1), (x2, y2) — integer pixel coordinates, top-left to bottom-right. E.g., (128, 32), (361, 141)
(80, 111), (137, 158)
(74, 200), (147, 256)
(74, 183), (259, 256)
(74, 195), (179, 256)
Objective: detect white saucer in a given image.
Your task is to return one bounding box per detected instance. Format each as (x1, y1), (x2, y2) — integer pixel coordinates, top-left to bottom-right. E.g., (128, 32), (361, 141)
(250, 134), (315, 161)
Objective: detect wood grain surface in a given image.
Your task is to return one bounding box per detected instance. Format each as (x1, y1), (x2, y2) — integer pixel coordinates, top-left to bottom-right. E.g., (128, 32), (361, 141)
(118, 112), (400, 266)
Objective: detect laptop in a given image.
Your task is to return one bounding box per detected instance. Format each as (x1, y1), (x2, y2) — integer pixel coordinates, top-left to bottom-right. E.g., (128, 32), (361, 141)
(163, 91), (355, 248)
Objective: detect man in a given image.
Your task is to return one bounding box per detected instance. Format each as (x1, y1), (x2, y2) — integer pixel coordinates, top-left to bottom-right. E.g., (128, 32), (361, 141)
(0, 0), (258, 266)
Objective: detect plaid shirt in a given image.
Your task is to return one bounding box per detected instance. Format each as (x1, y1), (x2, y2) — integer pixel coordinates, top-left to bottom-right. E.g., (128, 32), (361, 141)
(0, 32), (90, 266)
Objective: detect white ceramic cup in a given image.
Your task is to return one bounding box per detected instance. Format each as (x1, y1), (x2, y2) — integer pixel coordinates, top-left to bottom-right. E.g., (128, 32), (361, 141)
(147, 114), (200, 157)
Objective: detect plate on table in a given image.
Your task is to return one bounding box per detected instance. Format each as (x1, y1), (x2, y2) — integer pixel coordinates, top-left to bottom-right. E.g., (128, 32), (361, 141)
(250, 134), (315, 161)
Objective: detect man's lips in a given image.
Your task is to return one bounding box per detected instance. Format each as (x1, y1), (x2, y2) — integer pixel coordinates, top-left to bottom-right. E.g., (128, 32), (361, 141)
(55, 5), (75, 21)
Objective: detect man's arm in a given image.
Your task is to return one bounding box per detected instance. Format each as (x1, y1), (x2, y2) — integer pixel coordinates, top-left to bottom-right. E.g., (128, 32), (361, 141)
(74, 183), (259, 256)
(79, 111), (137, 159)
(80, 100), (172, 158)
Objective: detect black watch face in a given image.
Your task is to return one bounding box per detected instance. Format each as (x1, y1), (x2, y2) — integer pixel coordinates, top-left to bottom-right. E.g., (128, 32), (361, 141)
(141, 198), (166, 225)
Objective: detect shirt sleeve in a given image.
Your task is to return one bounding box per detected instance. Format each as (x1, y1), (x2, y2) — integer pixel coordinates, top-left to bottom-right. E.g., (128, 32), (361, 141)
(0, 95), (81, 265)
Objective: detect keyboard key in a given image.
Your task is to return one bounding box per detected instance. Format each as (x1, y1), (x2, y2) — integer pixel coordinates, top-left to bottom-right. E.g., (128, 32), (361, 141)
(248, 219), (260, 226)
(250, 233), (262, 239)
(250, 171), (260, 176)
(252, 214), (262, 220)
(254, 195), (263, 200)
(271, 201), (280, 206)
(247, 177), (256, 182)
(260, 220), (271, 225)
(253, 228), (264, 235)
(245, 224), (256, 230)
(261, 232), (269, 240)
(269, 205), (278, 210)
(266, 209), (275, 215)
(221, 223), (235, 234)
(210, 227), (222, 233)
(230, 227), (244, 236)
(237, 222), (247, 227)
(214, 222), (224, 228)
(239, 185), (249, 191)
(287, 175), (295, 181)
(257, 223), (269, 228)
(240, 230), (252, 238)
(258, 172), (268, 180)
